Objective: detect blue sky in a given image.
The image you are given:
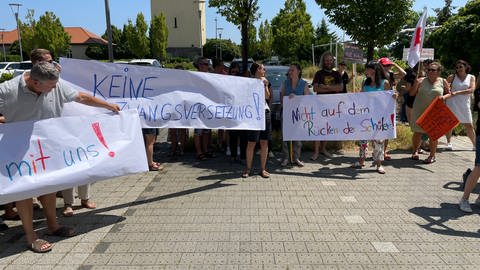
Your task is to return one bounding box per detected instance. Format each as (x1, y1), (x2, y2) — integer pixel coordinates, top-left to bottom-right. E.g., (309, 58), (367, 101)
(0, 0), (469, 44)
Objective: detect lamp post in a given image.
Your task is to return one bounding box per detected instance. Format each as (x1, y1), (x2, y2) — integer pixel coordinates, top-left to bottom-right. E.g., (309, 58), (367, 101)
(104, 0), (114, 62)
(217, 27), (223, 60)
(9, 3), (23, 61)
(0, 28), (6, 61)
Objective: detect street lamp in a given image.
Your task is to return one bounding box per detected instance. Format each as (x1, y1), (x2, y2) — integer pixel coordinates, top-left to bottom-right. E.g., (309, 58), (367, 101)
(9, 3), (23, 61)
(0, 28), (6, 61)
(104, 0), (114, 62)
(217, 27), (223, 60)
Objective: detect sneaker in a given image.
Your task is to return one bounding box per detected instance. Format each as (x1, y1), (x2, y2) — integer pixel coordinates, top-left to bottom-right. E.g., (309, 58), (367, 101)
(446, 143), (453, 151)
(294, 159), (304, 167)
(269, 151), (275, 158)
(459, 198), (472, 213)
(281, 159), (289, 167)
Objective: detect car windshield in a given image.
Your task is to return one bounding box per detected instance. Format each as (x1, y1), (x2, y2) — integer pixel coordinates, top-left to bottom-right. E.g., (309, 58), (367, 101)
(19, 62), (32, 69)
(0, 64), (7, 69)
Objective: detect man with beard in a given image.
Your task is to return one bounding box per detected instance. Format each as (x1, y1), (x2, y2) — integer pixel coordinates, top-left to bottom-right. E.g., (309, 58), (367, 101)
(311, 51), (343, 160)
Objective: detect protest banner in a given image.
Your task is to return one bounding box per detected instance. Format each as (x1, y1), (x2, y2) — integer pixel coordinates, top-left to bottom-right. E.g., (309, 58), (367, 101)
(0, 110), (147, 204)
(59, 58), (265, 130)
(282, 91), (396, 141)
(416, 97), (459, 141)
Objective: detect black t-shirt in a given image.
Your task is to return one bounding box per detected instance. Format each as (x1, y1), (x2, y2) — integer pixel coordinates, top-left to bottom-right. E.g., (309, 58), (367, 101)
(341, 72), (349, 93)
(313, 69), (342, 94)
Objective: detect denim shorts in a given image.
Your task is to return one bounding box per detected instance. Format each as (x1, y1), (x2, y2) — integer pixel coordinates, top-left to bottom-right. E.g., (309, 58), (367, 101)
(142, 128), (158, 135)
(194, 129), (211, 136)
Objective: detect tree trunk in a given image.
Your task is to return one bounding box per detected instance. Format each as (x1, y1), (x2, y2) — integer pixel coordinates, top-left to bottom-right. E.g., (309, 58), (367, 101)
(241, 21), (249, 74)
(367, 46), (374, 62)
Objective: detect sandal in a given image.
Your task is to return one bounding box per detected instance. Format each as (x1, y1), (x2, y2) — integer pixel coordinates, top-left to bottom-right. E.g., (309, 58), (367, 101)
(28, 239), (52, 253)
(377, 166), (386, 174)
(260, 170), (270, 178)
(81, 199), (97, 209)
(62, 205), (74, 217)
(350, 161), (365, 169)
(423, 156), (436, 164)
(242, 168), (251, 178)
(411, 152), (419, 160)
(196, 153), (207, 161)
(384, 154), (392, 161)
(310, 154), (319, 161)
(46, 226), (76, 237)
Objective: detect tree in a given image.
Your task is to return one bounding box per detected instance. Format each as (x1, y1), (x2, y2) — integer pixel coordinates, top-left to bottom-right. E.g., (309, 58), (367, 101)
(150, 13), (168, 61)
(209, 0), (260, 72)
(315, 0), (413, 61)
(256, 20), (273, 60)
(313, 19), (337, 60)
(203, 39), (240, 60)
(102, 25), (132, 59)
(429, 0), (480, 74)
(271, 0), (314, 62)
(19, 10), (70, 59)
(433, 0), (456, 26)
(125, 13), (150, 58)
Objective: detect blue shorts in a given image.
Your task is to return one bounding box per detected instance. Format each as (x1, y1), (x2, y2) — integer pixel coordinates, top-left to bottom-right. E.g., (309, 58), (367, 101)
(142, 128), (158, 135)
(194, 129), (211, 136)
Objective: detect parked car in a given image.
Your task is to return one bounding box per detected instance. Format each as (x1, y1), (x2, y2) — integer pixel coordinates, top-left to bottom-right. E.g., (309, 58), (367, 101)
(129, 59), (162, 67)
(12, 61), (33, 77)
(265, 65), (289, 130)
(0, 62), (20, 77)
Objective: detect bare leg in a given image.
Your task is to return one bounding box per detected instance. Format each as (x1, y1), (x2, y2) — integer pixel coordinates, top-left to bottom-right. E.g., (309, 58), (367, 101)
(463, 123), (476, 147)
(259, 139), (268, 173)
(462, 166), (480, 200)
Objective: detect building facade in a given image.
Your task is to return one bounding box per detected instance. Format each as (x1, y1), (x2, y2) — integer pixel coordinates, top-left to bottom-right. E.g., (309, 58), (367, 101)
(151, 0), (206, 58)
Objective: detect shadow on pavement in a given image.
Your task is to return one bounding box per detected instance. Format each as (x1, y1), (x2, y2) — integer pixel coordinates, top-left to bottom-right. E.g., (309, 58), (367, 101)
(409, 203), (480, 239)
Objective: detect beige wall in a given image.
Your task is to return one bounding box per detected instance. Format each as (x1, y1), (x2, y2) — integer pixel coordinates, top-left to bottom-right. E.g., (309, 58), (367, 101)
(151, 0), (205, 49)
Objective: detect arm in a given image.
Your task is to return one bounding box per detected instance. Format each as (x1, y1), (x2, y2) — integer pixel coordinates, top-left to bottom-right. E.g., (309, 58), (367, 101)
(75, 92), (120, 112)
(392, 62), (406, 80)
(303, 83), (310, 96)
(453, 75), (476, 96)
(409, 78), (422, 97)
(441, 78), (453, 100)
(316, 83), (343, 93)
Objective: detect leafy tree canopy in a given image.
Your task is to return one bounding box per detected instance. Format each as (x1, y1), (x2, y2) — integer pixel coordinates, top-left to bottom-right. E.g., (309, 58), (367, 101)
(315, 0), (413, 60)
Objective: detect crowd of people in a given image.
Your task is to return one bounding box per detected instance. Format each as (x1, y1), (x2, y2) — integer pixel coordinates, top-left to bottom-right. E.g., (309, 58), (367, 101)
(1, 48), (480, 253)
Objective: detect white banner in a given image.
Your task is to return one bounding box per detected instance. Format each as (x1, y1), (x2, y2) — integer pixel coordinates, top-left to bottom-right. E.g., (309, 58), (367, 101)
(59, 58), (265, 130)
(0, 110), (148, 204)
(282, 91), (397, 141)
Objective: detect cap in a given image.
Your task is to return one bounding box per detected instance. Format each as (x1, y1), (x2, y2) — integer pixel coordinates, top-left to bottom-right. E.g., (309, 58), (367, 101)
(378, 57), (393, 66)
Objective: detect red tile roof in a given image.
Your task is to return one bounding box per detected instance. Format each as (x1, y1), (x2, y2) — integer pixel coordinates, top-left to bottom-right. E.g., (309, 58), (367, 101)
(1, 27), (108, 45)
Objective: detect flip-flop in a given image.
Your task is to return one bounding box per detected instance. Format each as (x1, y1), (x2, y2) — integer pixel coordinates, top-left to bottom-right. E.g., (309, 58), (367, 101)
(260, 170), (270, 178)
(81, 200), (97, 209)
(350, 162), (365, 169)
(411, 153), (419, 160)
(241, 168), (251, 178)
(28, 239), (52, 253)
(377, 166), (386, 174)
(423, 156), (436, 164)
(62, 205), (74, 217)
(47, 226), (76, 237)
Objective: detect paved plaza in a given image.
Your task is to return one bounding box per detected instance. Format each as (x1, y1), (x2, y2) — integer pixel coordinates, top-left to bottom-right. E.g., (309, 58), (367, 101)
(0, 134), (479, 269)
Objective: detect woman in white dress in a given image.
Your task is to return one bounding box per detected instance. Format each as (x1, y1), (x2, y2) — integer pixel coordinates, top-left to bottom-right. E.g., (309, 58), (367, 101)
(445, 60), (477, 150)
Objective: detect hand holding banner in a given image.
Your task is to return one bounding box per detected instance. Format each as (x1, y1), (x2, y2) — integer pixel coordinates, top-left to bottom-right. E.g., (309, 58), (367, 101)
(416, 97), (459, 141)
(0, 110), (147, 204)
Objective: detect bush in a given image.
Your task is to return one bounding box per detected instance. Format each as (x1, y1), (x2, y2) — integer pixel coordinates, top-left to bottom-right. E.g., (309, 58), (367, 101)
(0, 73), (14, 83)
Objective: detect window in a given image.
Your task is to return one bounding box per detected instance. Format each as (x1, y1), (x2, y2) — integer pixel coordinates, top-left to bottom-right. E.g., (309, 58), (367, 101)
(174, 17), (177, 28)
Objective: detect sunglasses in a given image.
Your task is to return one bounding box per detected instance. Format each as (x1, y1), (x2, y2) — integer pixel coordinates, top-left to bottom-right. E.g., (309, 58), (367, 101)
(427, 68), (438, 72)
(456, 66), (464, 69)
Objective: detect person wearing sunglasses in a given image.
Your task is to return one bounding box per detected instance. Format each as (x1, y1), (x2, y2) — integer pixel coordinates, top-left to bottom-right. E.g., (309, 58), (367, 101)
(410, 62), (452, 164)
(444, 60), (477, 151)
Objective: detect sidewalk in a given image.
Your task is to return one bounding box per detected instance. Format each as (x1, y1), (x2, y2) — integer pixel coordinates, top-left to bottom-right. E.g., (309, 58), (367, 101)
(0, 135), (479, 269)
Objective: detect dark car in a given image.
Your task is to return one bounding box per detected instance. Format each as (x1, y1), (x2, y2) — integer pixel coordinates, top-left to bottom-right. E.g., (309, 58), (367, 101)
(265, 65), (289, 130)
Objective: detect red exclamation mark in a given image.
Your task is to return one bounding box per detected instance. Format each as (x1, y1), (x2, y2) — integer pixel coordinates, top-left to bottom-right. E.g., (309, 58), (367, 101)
(91, 122), (115, 157)
(390, 113), (395, 127)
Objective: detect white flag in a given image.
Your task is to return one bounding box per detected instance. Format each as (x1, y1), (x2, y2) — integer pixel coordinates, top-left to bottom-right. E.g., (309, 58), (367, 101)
(408, 8), (427, 68)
